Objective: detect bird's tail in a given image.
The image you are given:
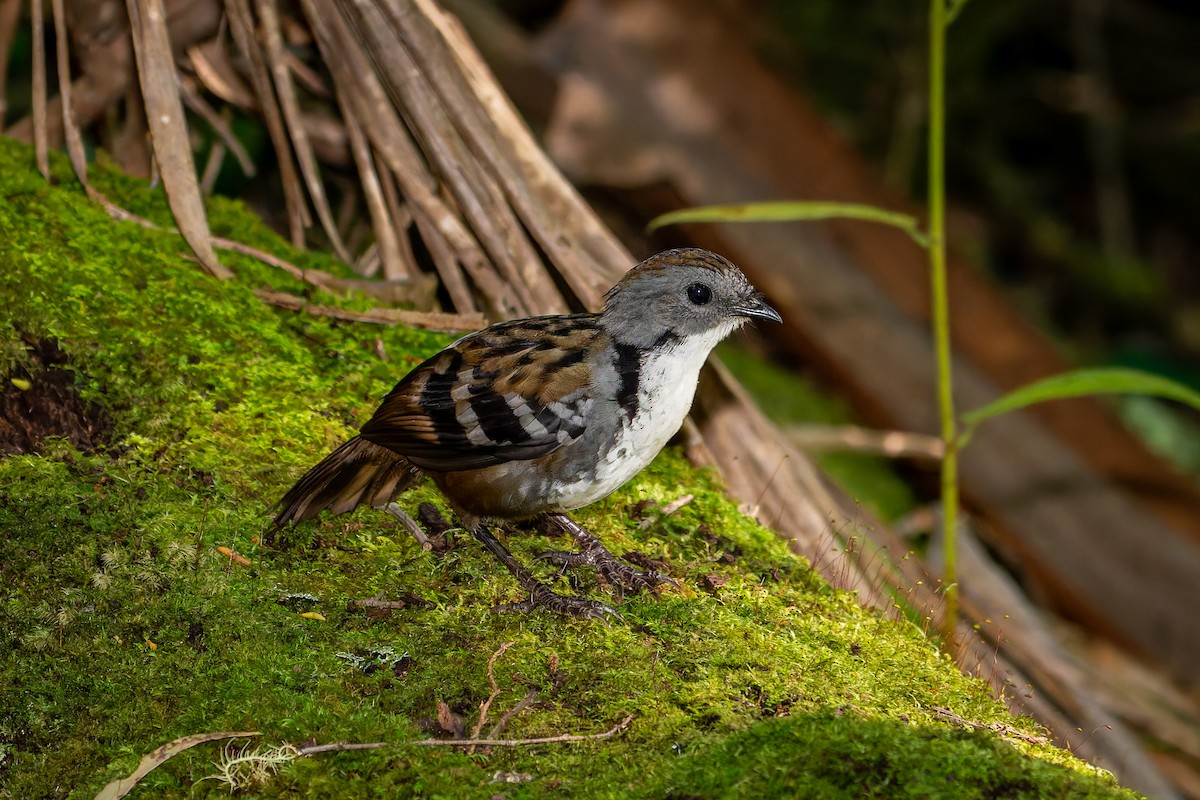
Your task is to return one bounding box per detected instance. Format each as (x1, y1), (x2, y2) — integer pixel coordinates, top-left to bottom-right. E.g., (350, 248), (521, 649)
(271, 437), (422, 529)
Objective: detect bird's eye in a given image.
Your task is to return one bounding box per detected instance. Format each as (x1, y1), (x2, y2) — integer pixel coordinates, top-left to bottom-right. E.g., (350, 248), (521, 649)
(687, 283), (712, 305)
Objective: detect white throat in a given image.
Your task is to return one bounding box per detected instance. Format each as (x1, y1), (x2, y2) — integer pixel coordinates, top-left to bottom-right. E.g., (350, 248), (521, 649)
(554, 325), (734, 509)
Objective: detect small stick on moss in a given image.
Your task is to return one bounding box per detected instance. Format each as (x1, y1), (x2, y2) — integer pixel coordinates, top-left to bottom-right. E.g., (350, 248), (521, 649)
(485, 688), (539, 740)
(295, 741), (387, 756)
(386, 503), (432, 549)
(414, 715), (634, 748)
(661, 494), (694, 516)
(637, 493), (693, 529)
(264, 714), (630, 759)
(350, 598), (411, 610)
(91, 197), (318, 284)
(90, 197), (465, 321)
(930, 706), (1048, 745)
(471, 641), (516, 743)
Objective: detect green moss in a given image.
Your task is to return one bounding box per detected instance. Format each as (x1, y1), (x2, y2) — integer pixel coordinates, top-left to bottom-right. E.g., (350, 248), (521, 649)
(0, 137), (1138, 799)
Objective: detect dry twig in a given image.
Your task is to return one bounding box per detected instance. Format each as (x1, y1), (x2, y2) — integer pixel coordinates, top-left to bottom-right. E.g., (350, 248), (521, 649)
(787, 425), (945, 461)
(471, 641), (516, 741)
(485, 689), (539, 740)
(931, 706), (1048, 746)
(350, 598), (412, 610)
(254, 289), (483, 332)
(414, 715), (634, 748)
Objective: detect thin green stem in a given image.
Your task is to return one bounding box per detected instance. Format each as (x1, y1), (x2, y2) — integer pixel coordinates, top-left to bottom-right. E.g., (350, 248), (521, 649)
(928, 0), (959, 636)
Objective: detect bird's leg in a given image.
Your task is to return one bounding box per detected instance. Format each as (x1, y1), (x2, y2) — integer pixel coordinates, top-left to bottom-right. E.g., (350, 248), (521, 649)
(537, 512), (680, 596)
(470, 523), (621, 622)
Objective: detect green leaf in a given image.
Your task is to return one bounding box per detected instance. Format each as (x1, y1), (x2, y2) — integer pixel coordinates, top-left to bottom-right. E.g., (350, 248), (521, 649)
(958, 368), (1200, 448)
(646, 201), (930, 248)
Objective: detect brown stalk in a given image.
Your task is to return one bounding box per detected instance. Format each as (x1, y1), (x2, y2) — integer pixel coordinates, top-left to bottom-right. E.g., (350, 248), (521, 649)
(402, 0), (630, 307)
(199, 136), (226, 195)
(51, 0), (90, 192)
(30, 0), (48, 178)
(341, 0), (558, 316)
(337, 92), (406, 281)
(186, 34), (256, 109)
(338, 0), (524, 315)
(375, 152), (421, 279)
(224, 0), (310, 246)
(299, 0), (479, 313)
(179, 73), (257, 178)
(254, 0), (352, 263)
(0, 0), (20, 123)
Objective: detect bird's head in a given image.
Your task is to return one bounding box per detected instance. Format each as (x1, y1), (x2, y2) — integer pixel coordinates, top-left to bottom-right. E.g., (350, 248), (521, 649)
(601, 248), (781, 348)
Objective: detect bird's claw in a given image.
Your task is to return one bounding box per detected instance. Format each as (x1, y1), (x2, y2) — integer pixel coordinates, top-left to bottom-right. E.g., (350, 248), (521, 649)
(496, 584), (623, 623)
(538, 544), (679, 596)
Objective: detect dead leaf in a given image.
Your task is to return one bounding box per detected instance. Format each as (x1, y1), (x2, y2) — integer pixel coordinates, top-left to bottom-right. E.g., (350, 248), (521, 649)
(436, 700), (466, 739)
(94, 731), (259, 800)
(186, 36), (256, 109)
(125, 0), (231, 279)
(215, 546), (251, 565)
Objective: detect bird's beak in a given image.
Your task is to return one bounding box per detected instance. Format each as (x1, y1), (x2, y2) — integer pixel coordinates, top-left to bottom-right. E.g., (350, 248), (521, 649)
(734, 293), (782, 324)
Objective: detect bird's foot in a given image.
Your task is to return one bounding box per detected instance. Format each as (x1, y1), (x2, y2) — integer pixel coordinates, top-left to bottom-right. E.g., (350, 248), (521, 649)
(469, 522), (621, 622)
(539, 539), (679, 597)
(496, 583), (623, 623)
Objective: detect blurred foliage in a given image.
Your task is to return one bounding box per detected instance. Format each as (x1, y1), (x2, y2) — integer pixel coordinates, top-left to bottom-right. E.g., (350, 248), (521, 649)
(762, 0), (1200, 344)
(758, 0), (1200, 476)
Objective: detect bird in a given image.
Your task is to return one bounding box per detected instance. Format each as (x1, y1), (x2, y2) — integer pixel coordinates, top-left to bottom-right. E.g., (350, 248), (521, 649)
(271, 248), (781, 619)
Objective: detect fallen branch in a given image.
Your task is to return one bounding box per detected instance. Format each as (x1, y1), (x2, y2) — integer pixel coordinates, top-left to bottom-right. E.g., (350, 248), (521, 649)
(787, 424), (945, 461)
(254, 289), (484, 332)
(94, 731), (260, 800)
(94, 196), (441, 307)
(295, 741), (386, 756)
(350, 597), (412, 610)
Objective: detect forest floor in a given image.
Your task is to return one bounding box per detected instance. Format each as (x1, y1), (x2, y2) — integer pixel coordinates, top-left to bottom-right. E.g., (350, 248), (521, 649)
(0, 138), (1139, 799)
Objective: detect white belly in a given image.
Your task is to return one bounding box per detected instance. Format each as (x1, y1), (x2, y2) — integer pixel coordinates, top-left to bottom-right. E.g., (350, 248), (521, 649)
(549, 329), (725, 509)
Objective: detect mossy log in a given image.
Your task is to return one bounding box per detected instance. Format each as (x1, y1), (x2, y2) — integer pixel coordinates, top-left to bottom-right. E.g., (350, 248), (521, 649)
(0, 139), (1138, 798)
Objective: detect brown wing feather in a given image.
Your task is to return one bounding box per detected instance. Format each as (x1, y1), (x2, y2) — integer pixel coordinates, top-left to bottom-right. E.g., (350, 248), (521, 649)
(359, 315), (603, 472)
